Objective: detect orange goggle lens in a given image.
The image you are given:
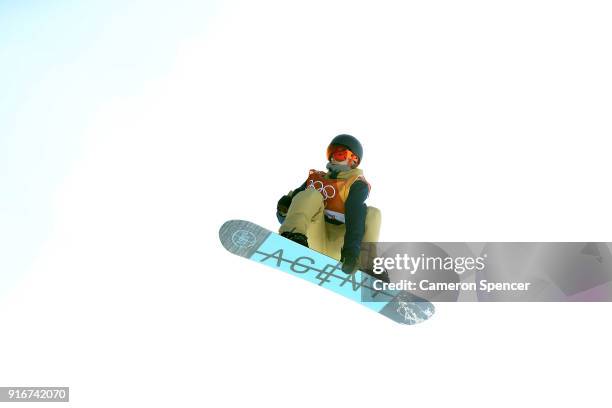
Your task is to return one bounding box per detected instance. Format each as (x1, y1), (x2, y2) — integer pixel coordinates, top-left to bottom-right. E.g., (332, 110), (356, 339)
(327, 144), (358, 164)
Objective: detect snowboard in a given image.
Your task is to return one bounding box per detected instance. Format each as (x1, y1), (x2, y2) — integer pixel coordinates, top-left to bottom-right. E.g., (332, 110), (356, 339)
(219, 220), (435, 325)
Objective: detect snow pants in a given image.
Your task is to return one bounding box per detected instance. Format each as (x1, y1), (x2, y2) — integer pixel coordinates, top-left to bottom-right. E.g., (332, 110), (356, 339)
(279, 188), (381, 261)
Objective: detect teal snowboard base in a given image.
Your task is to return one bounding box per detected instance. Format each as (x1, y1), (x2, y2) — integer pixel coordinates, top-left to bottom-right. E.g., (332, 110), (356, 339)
(219, 220), (435, 325)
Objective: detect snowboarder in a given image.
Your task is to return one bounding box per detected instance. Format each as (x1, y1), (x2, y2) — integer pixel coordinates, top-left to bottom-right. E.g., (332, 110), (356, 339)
(276, 134), (381, 273)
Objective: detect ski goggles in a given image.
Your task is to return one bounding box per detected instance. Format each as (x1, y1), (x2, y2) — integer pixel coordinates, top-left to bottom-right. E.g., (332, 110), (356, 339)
(327, 144), (359, 165)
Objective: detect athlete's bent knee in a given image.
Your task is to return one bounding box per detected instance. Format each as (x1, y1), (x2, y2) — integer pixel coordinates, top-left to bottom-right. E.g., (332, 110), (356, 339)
(366, 206), (381, 224)
(294, 188), (324, 204)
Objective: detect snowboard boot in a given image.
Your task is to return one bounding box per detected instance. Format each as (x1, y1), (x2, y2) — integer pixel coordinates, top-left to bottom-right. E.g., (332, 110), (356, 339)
(281, 231), (309, 248)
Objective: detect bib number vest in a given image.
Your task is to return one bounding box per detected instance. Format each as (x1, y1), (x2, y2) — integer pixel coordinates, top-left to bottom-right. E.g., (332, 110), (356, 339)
(304, 169), (368, 223)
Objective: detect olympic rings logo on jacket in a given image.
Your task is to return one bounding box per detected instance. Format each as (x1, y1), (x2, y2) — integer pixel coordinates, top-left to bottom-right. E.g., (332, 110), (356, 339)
(307, 179), (336, 201)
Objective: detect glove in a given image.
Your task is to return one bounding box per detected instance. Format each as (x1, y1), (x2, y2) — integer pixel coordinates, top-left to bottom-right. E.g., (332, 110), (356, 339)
(277, 194), (293, 215)
(340, 247), (360, 274)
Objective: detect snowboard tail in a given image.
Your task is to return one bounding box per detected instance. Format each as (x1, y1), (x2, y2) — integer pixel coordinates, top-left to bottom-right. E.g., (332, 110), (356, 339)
(219, 219), (435, 325)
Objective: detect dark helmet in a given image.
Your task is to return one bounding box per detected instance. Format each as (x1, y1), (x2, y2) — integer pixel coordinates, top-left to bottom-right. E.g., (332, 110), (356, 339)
(327, 134), (363, 166)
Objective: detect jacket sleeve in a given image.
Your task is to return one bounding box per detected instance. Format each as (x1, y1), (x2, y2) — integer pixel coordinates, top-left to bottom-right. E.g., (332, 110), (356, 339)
(342, 180), (369, 255)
